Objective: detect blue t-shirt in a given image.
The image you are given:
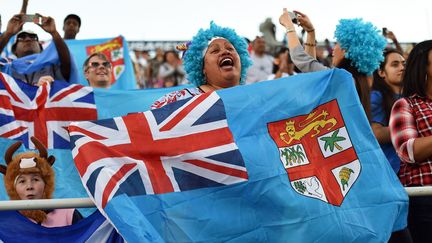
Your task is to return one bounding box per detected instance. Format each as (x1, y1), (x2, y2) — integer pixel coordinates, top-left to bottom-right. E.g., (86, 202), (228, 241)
(370, 90), (401, 173)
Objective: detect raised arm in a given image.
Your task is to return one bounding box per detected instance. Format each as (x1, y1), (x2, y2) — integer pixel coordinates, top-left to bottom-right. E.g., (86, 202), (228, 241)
(38, 14), (71, 81)
(279, 8), (327, 73)
(386, 31), (403, 54)
(294, 10), (316, 59)
(20, 0), (29, 14)
(279, 8), (301, 51)
(0, 14), (24, 54)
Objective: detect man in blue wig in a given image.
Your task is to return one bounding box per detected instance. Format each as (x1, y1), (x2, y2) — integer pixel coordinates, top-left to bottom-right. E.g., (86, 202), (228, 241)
(279, 8), (412, 242)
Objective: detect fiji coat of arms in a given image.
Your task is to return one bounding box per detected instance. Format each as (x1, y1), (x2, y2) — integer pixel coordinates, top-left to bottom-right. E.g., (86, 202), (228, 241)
(267, 100), (361, 206)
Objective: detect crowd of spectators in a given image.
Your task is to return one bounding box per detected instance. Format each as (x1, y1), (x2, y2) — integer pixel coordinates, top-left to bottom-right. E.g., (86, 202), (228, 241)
(1, 1), (432, 242)
(0, 1), (417, 91)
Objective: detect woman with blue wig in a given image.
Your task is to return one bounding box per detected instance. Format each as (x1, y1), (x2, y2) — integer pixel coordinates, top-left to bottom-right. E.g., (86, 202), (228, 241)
(280, 8), (412, 242)
(279, 8), (387, 121)
(151, 22), (252, 109)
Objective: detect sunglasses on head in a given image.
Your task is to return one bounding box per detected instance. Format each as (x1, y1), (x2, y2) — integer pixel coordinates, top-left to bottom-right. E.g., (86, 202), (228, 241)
(17, 33), (38, 42)
(88, 61), (112, 69)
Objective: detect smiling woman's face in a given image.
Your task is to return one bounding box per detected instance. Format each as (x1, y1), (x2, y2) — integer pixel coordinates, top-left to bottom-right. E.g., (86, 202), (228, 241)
(15, 173), (45, 200)
(202, 39), (241, 89)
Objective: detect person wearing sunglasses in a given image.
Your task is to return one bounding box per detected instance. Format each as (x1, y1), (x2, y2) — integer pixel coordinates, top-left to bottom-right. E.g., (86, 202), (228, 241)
(0, 13), (72, 86)
(83, 52), (112, 88)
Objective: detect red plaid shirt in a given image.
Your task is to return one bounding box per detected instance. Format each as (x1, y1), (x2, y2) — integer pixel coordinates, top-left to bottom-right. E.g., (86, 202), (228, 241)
(389, 95), (432, 186)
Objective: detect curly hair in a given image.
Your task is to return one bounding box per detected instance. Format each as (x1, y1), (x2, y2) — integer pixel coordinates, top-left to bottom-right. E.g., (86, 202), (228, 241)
(183, 21), (252, 86)
(335, 18), (386, 76)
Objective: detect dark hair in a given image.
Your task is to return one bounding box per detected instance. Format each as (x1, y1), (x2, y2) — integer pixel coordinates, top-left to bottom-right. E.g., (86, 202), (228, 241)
(402, 40), (432, 97)
(272, 47), (293, 73)
(337, 58), (371, 121)
(372, 49), (403, 122)
(252, 36), (264, 44)
(275, 47), (288, 57)
(163, 50), (179, 62)
(83, 52), (109, 71)
(64, 14), (81, 27)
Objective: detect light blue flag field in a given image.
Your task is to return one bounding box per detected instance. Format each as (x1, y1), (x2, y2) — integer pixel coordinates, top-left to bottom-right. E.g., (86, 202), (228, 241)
(0, 35), (15, 61)
(66, 36), (137, 90)
(69, 69), (408, 242)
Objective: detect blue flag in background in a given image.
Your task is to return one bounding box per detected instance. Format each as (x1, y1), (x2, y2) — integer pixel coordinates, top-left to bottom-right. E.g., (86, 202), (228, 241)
(66, 36), (136, 90)
(0, 210), (124, 243)
(93, 84), (192, 119)
(0, 35), (15, 61)
(69, 69), (408, 242)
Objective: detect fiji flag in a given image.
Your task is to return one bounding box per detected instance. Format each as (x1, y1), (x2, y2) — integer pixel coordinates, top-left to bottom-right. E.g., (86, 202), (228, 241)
(69, 91), (248, 208)
(0, 71), (195, 202)
(0, 71), (191, 149)
(69, 69), (408, 242)
(66, 36), (137, 90)
(0, 72), (97, 149)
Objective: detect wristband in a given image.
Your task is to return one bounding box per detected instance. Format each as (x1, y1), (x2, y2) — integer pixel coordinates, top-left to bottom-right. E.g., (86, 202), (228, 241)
(286, 28), (295, 34)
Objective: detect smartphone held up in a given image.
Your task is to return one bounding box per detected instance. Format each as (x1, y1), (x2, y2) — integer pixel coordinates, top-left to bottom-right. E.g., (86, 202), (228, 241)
(287, 11), (298, 25)
(23, 14), (41, 25)
(382, 27), (388, 36)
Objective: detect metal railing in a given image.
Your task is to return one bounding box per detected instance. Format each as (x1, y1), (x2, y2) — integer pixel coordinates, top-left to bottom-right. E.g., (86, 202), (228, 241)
(0, 186), (430, 211)
(0, 198), (94, 211)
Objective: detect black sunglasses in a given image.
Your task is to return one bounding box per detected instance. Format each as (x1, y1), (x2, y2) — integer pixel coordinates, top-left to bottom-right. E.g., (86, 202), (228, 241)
(17, 33), (38, 42)
(88, 61), (112, 69)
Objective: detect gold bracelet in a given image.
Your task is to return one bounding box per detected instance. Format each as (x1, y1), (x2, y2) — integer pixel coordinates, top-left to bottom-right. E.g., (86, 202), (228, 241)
(304, 42), (317, 47)
(286, 28), (295, 34)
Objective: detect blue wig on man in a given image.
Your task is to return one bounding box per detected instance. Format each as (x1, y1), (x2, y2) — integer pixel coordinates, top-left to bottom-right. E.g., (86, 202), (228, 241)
(182, 21), (252, 86)
(335, 18), (386, 76)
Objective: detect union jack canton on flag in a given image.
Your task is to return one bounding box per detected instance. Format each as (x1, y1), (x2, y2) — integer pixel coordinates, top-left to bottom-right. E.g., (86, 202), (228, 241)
(0, 72), (97, 149)
(69, 91), (249, 208)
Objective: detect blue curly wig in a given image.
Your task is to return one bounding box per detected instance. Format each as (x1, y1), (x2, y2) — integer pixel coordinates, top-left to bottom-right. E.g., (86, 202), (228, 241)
(183, 21), (252, 86)
(334, 18), (386, 75)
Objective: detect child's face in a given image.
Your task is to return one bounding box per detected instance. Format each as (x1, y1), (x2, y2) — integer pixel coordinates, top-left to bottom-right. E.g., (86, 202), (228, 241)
(15, 173), (45, 200)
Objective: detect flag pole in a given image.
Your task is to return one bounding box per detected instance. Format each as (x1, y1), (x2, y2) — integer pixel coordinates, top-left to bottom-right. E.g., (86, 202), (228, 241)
(0, 187), (431, 211)
(0, 198), (94, 211)
(405, 186), (432, 197)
